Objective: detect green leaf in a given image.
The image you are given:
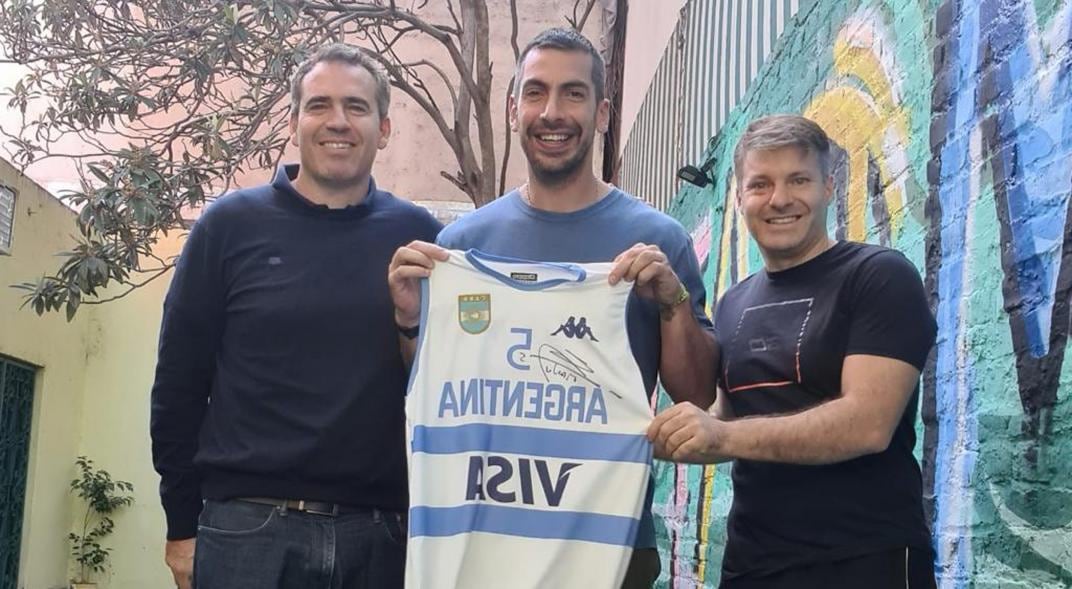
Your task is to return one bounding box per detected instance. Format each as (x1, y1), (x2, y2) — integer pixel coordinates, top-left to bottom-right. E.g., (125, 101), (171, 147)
(88, 164), (110, 185)
(66, 290), (81, 322)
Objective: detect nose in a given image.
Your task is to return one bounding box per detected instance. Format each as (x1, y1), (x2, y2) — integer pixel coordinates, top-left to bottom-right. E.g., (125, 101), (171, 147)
(540, 94), (563, 123)
(326, 104), (349, 130)
(768, 181), (793, 209)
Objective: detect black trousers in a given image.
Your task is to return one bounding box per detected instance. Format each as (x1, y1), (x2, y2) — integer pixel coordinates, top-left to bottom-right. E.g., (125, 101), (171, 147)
(720, 547), (937, 589)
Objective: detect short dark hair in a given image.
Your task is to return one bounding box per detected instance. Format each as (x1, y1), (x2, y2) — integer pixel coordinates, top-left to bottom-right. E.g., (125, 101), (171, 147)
(289, 43), (391, 119)
(515, 27), (605, 102)
(733, 115), (832, 178)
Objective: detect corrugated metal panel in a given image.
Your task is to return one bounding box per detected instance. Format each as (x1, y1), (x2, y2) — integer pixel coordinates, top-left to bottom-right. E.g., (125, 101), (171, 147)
(620, 0), (800, 211)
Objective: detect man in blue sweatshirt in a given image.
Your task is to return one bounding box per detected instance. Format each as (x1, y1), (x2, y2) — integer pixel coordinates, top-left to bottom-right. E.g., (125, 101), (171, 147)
(150, 43), (441, 589)
(388, 28), (718, 588)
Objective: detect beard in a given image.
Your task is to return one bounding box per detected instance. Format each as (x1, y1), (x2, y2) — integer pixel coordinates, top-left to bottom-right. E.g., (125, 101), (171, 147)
(521, 127), (594, 186)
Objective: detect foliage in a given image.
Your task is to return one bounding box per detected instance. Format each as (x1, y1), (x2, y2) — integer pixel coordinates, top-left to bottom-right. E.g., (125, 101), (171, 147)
(0, 0), (598, 318)
(68, 456), (135, 583)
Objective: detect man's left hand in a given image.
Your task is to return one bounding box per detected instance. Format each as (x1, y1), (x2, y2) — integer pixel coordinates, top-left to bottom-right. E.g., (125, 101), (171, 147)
(609, 243), (683, 306)
(647, 402), (730, 464)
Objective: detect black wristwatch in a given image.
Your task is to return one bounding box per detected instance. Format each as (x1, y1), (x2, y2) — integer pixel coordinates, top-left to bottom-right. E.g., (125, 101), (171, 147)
(397, 323), (420, 340)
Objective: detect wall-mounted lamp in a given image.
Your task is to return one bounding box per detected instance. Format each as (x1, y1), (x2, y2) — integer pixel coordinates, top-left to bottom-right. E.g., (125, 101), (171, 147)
(677, 158), (715, 188)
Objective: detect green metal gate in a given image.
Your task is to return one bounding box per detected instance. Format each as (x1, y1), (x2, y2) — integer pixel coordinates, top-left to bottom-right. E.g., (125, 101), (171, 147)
(0, 358), (34, 589)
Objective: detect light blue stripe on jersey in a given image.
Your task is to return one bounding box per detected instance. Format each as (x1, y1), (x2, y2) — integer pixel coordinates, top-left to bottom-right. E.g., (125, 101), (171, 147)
(412, 424), (651, 464)
(410, 504), (639, 546)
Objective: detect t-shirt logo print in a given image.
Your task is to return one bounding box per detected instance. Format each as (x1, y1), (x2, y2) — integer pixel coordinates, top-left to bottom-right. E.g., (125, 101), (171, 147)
(457, 294), (491, 334)
(725, 298), (813, 393)
(551, 316), (599, 341)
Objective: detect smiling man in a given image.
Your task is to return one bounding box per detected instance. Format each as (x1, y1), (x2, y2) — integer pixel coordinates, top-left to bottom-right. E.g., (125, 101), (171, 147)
(647, 115), (937, 588)
(388, 28), (718, 588)
(150, 44), (441, 589)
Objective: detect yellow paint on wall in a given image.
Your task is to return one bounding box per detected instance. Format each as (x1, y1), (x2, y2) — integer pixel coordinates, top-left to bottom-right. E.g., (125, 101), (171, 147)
(695, 463), (718, 581)
(805, 36), (910, 242)
(736, 204), (750, 280)
(717, 185), (736, 297)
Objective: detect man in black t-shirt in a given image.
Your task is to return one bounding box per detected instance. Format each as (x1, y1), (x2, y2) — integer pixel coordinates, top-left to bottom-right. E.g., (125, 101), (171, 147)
(647, 115), (937, 588)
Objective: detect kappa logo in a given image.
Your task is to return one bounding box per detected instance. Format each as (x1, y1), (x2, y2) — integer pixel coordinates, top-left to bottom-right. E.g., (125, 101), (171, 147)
(551, 316), (598, 341)
(458, 294), (491, 334)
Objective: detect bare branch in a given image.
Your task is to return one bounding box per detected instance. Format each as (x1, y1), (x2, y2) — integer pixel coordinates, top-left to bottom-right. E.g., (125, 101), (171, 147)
(80, 265), (173, 306)
(568, 0), (598, 31)
(499, 0), (521, 196)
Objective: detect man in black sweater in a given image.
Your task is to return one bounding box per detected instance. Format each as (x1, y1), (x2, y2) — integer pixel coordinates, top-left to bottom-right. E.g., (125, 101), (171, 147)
(647, 115), (937, 588)
(150, 44), (441, 589)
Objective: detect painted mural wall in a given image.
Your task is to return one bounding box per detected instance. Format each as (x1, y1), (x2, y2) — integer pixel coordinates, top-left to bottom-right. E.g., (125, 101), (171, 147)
(653, 0), (1072, 587)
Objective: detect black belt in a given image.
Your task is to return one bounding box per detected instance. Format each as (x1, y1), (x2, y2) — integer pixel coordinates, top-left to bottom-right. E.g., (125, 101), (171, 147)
(236, 497), (370, 517)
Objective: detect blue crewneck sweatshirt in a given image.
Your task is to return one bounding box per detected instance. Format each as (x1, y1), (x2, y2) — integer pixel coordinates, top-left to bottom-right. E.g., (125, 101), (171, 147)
(151, 165), (442, 539)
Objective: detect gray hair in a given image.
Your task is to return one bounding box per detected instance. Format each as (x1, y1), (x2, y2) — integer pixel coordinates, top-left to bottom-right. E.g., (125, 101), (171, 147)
(515, 27), (606, 102)
(733, 115), (832, 178)
(290, 43), (391, 119)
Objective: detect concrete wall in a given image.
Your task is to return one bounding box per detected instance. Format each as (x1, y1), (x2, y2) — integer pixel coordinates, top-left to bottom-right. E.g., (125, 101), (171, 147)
(0, 157), (181, 588)
(0, 158), (92, 588)
(73, 234), (183, 588)
(618, 0), (687, 144)
(655, 0), (1072, 587)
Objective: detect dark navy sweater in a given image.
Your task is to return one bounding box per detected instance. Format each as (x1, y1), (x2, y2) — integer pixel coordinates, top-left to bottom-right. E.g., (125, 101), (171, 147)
(150, 165), (442, 540)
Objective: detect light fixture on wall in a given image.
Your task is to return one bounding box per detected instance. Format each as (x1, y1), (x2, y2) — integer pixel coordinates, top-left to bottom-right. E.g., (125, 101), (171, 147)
(677, 159), (715, 188)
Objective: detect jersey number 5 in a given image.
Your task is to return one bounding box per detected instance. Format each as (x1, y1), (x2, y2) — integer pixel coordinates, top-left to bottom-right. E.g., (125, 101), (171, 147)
(507, 328), (532, 371)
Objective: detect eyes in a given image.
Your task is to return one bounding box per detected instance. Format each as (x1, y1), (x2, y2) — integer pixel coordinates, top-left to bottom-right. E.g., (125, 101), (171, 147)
(303, 100), (370, 115)
(745, 176), (812, 191)
(521, 86), (589, 101)
(565, 88), (587, 100)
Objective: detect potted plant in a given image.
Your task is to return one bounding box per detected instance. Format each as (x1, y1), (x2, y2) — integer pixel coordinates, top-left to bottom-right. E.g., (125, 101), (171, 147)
(68, 456), (134, 589)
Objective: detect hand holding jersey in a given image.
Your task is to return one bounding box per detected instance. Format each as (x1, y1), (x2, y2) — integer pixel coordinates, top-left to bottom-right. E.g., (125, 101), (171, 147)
(389, 240), (450, 329)
(608, 244), (688, 312)
(646, 402), (731, 464)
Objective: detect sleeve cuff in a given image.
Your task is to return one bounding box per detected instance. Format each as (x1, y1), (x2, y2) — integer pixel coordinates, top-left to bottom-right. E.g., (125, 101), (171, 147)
(163, 494), (203, 540)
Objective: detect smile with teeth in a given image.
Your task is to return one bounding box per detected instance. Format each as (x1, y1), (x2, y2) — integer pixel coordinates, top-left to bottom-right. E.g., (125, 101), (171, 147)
(320, 141), (355, 149)
(766, 215), (801, 225)
(536, 133), (571, 142)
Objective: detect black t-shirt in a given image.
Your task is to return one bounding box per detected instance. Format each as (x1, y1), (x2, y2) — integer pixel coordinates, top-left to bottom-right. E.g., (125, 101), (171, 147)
(713, 241), (936, 579)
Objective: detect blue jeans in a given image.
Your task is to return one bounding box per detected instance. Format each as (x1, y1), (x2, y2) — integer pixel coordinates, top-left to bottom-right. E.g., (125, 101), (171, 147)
(193, 499), (406, 589)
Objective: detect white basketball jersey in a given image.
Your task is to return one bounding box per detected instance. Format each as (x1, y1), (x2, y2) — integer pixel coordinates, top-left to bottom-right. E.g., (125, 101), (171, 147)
(405, 249), (653, 589)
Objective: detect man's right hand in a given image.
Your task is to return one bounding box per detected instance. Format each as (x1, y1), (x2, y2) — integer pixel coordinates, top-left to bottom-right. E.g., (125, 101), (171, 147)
(388, 240), (449, 327)
(165, 538), (195, 589)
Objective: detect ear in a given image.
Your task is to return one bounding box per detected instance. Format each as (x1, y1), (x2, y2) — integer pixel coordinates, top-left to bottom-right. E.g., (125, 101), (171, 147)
(289, 112), (299, 147)
(823, 173), (834, 205)
(378, 116), (392, 150)
(508, 93), (519, 132)
(596, 98), (610, 134)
